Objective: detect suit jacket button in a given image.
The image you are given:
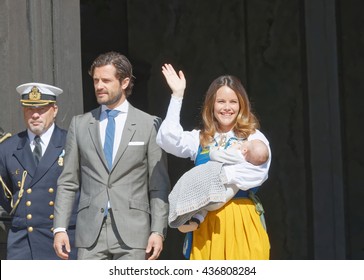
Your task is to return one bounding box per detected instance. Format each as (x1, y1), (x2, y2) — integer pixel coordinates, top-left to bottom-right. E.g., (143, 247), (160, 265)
(48, 188), (54, 193)
(28, 227), (33, 232)
(50, 227), (54, 232)
(27, 214), (32, 220)
(26, 201), (31, 207)
(26, 188), (32, 194)
(49, 214), (54, 219)
(49, 201), (54, 206)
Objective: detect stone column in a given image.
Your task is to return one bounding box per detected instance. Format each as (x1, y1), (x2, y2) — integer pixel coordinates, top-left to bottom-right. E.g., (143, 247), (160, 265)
(304, 0), (346, 259)
(0, 0), (83, 260)
(0, 0), (83, 133)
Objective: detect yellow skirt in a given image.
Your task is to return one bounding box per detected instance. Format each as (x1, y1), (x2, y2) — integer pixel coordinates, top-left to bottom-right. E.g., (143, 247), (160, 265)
(190, 198), (270, 260)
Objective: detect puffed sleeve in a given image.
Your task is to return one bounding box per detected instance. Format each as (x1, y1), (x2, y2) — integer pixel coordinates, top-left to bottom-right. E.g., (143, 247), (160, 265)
(156, 96), (200, 160)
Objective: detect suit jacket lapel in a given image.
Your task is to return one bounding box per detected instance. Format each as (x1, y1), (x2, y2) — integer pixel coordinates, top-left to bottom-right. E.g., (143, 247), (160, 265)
(88, 107), (109, 170)
(111, 105), (137, 172)
(30, 126), (64, 187)
(13, 131), (37, 178)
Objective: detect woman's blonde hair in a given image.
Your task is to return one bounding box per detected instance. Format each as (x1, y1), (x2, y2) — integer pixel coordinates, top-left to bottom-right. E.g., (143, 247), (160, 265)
(199, 75), (259, 147)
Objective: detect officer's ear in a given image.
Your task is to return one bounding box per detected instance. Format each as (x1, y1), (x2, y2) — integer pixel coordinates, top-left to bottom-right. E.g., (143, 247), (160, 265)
(52, 104), (59, 118)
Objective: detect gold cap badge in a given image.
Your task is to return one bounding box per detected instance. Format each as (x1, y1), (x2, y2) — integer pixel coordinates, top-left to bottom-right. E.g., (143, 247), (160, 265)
(29, 86), (41, 101)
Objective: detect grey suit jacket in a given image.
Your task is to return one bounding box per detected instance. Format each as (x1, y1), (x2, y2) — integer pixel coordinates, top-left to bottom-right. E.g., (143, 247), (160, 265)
(54, 104), (170, 249)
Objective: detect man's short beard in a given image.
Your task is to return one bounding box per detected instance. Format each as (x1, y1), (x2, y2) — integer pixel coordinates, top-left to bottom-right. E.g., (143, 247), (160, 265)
(98, 92), (122, 106)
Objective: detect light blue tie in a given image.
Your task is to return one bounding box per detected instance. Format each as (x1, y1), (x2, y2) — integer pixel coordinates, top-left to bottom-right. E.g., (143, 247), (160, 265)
(103, 110), (119, 170)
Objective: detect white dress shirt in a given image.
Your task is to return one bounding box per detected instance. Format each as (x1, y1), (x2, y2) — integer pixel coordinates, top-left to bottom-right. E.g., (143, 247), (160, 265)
(28, 123), (55, 155)
(99, 101), (129, 162)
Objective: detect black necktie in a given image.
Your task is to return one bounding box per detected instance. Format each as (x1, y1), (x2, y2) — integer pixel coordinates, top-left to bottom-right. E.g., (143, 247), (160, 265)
(33, 136), (42, 165)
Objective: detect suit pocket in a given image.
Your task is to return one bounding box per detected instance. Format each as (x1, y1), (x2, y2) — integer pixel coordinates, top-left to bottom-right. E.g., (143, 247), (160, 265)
(77, 197), (91, 213)
(129, 199), (150, 214)
(124, 144), (147, 164)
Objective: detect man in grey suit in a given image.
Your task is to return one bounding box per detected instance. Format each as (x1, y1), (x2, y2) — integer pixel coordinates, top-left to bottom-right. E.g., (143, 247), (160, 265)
(53, 52), (170, 260)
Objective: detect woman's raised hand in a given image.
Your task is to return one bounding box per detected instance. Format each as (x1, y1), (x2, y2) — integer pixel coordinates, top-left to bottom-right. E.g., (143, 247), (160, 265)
(162, 63), (186, 98)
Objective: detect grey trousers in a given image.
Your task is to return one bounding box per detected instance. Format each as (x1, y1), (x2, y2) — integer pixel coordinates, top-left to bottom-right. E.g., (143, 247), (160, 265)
(77, 210), (146, 260)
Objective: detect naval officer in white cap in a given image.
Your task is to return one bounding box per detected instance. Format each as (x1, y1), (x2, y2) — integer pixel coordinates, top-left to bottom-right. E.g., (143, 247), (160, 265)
(0, 82), (78, 259)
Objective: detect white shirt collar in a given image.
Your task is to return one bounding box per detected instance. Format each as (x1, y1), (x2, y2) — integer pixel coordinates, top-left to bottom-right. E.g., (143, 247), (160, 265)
(101, 100), (129, 115)
(214, 130), (235, 139)
(28, 123), (55, 144)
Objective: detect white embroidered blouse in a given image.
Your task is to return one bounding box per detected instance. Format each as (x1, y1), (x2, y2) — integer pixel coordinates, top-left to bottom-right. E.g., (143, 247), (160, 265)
(156, 96), (271, 190)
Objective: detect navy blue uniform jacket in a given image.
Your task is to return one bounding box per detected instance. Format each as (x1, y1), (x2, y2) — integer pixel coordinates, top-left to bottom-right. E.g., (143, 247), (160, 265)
(0, 125), (78, 259)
